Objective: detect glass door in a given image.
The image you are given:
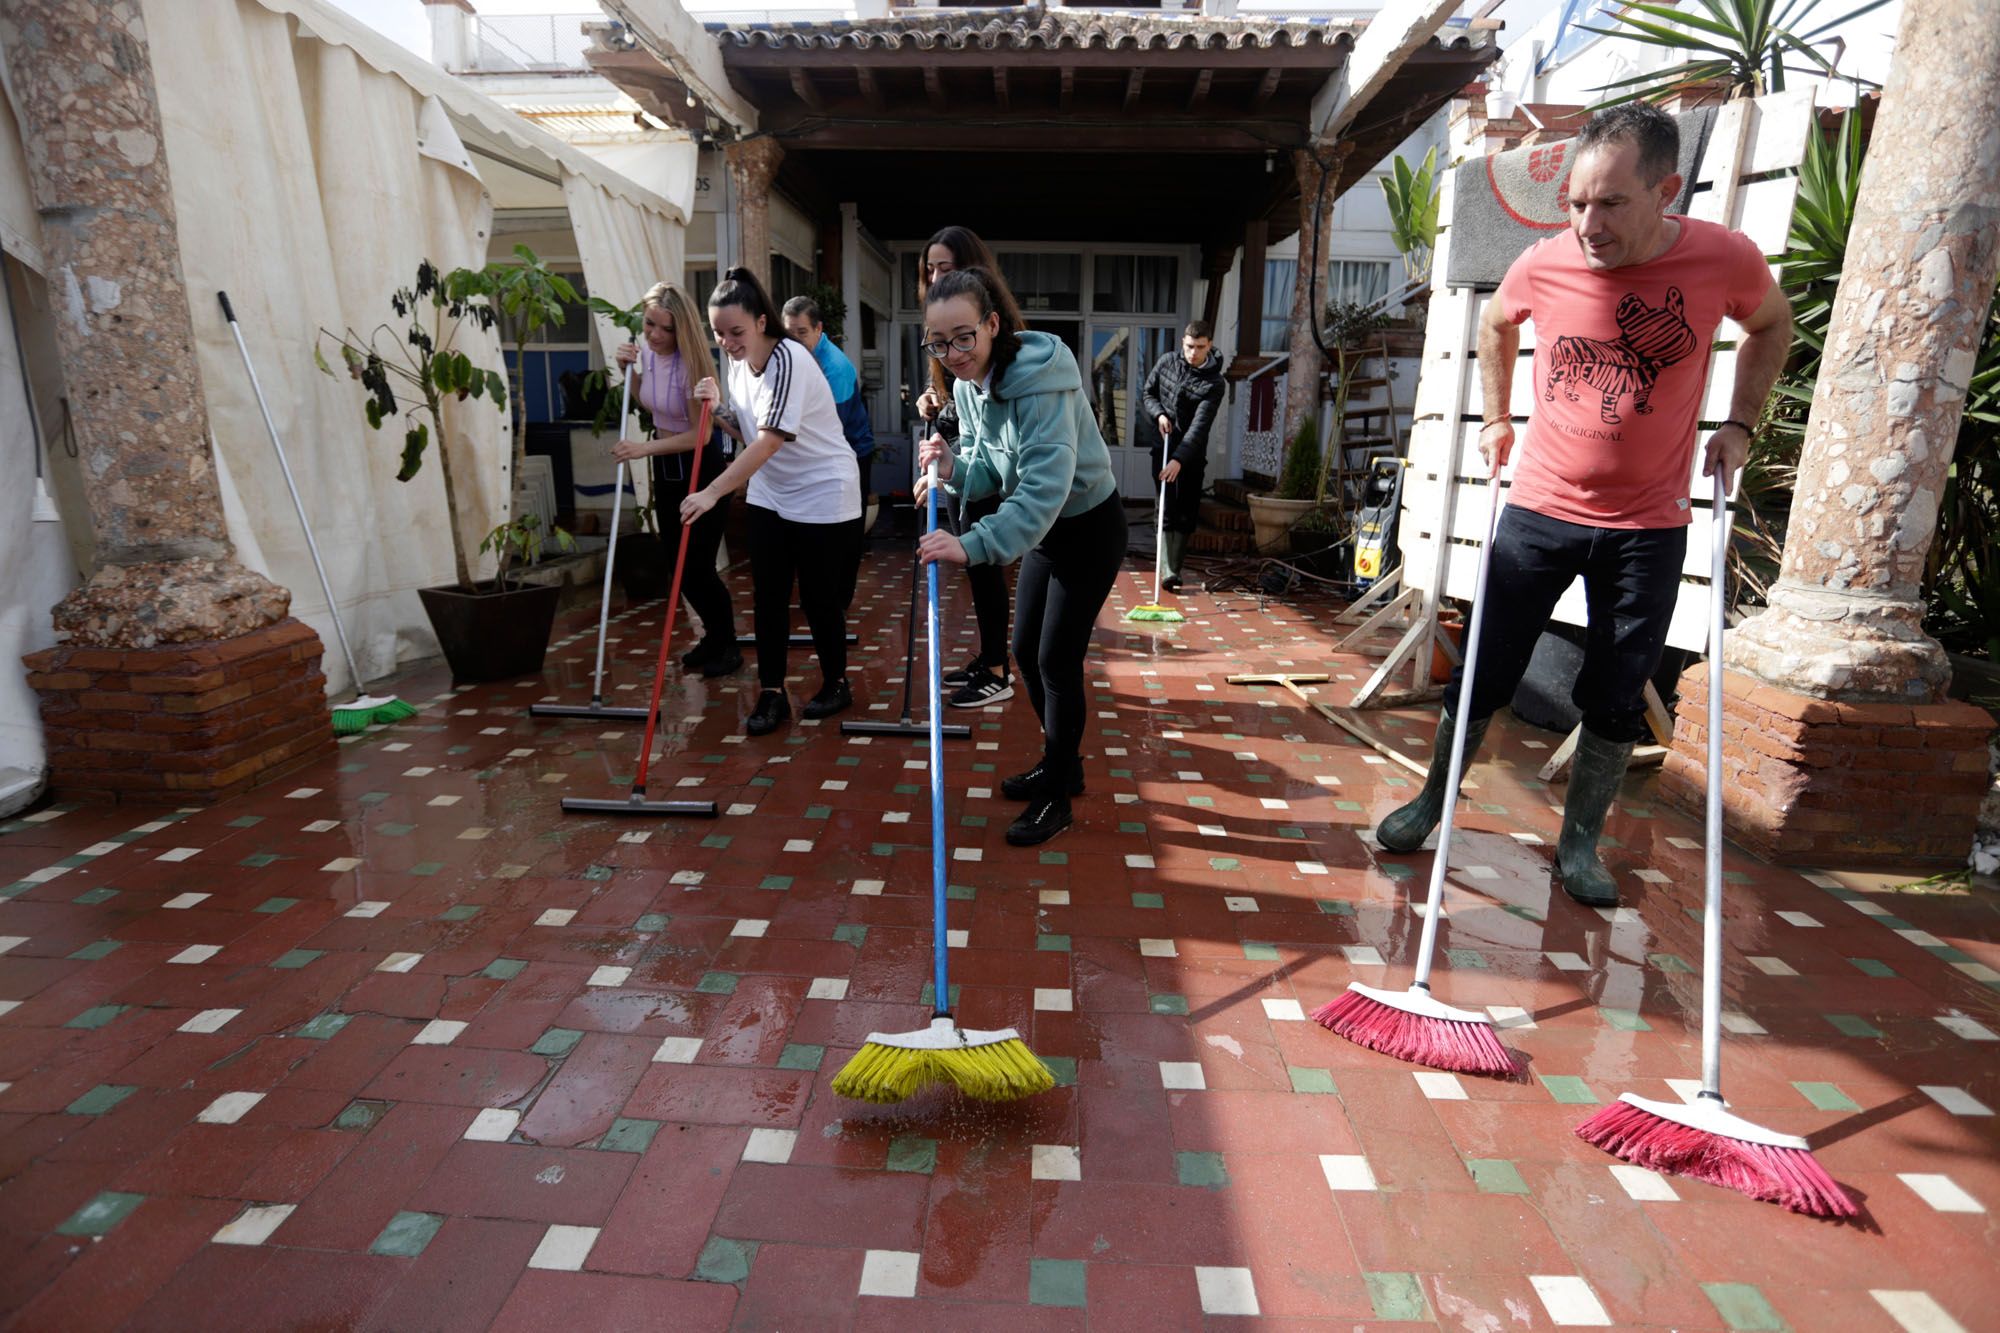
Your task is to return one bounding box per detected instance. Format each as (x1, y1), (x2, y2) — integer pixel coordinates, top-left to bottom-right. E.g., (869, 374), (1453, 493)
(1087, 322), (1177, 494)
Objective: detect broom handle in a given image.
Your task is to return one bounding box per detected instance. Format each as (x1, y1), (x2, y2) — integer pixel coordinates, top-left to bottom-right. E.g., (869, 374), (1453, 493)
(926, 460), (951, 1017)
(895, 437), (926, 723)
(1153, 434), (1170, 604)
(1701, 468), (1729, 1098)
(1410, 460), (1506, 988)
(218, 292), (365, 696)
(632, 400), (712, 794)
(588, 346), (637, 704)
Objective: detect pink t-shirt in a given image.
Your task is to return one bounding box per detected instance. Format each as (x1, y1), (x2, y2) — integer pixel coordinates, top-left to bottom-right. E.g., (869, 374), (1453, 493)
(634, 347), (691, 436)
(1497, 216), (1772, 528)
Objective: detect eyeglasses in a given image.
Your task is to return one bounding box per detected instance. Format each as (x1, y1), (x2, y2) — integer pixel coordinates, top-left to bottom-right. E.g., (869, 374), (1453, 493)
(920, 329), (981, 361)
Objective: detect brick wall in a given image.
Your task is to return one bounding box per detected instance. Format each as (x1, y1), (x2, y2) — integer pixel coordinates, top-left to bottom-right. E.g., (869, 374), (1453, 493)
(24, 619), (336, 804)
(1660, 665), (1993, 867)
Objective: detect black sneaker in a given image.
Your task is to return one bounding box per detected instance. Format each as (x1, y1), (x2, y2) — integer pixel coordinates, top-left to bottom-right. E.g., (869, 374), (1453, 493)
(801, 677), (852, 720)
(1001, 760), (1085, 802)
(1161, 575), (1183, 593)
(681, 638), (719, 670)
(941, 658), (983, 689)
(745, 690), (790, 736)
(949, 667), (1014, 709)
(1006, 794), (1072, 847)
(700, 646), (743, 678)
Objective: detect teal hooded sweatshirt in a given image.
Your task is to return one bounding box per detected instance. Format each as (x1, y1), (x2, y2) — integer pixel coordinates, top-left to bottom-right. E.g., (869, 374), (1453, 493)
(949, 331), (1119, 567)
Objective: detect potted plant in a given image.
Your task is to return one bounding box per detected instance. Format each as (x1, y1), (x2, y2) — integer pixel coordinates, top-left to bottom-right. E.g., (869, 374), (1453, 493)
(317, 253), (578, 683)
(1249, 414), (1324, 554)
(1380, 146), (1440, 313)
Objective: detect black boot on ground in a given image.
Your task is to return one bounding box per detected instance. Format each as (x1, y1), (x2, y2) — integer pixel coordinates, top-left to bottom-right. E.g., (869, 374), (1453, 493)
(698, 640), (743, 678)
(745, 690), (790, 736)
(1375, 711), (1491, 853)
(802, 677), (852, 720)
(1555, 729), (1635, 907)
(1006, 762), (1078, 846)
(1002, 758), (1085, 801)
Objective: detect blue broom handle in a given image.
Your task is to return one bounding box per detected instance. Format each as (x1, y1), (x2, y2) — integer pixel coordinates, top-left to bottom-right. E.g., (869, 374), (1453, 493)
(1701, 468), (1728, 1097)
(1410, 459), (1506, 988)
(926, 460), (950, 1017)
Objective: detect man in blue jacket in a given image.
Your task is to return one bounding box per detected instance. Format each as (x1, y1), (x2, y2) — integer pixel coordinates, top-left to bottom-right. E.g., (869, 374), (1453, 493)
(1140, 320), (1226, 590)
(783, 297), (875, 504)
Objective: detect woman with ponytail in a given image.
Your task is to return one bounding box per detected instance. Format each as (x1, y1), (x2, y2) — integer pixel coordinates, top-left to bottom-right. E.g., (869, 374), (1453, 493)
(686, 267), (863, 735)
(915, 267), (1124, 847)
(612, 282), (740, 675)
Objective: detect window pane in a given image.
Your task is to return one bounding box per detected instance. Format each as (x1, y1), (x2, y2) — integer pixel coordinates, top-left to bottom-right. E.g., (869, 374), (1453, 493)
(997, 252), (1081, 312)
(1093, 254), (1178, 314)
(1087, 325), (1131, 445)
(1328, 260), (1392, 309)
(1261, 259), (1296, 353)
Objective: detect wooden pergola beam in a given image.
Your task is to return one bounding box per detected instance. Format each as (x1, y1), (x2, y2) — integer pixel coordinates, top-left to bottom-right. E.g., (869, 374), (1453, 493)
(923, 65), (945, 112)
(993, 66), (1009, 111)
(856, 66), (882, 109)
(1123, 68), (1145, 112)
(1249, 65), (1282, 111)
(789, 67), (823, 112)
(1187, 67), (1213, 113)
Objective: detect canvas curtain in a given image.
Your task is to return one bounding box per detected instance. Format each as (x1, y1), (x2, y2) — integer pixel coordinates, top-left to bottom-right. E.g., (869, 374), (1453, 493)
(142, 0), (509, 694)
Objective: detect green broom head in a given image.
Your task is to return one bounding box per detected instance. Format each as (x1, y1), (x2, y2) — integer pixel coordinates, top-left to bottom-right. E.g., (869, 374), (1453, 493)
(832, 1016), (1055, 1104)
(1125, 604), (1184, 623)
(330, 694), (417, 736)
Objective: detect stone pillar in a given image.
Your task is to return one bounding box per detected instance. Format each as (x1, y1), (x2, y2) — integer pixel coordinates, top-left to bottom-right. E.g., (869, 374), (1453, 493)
(1283, 142), (1348, 446)
(1661, 1), (2000, 865)
(2, 0), (332, 801)
(723, 137), (785, 292)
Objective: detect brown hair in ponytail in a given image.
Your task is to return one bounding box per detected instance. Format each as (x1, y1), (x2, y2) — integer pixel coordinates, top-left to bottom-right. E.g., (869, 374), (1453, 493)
(707, 267), (791, 344)
(925, 266), (1027, 389)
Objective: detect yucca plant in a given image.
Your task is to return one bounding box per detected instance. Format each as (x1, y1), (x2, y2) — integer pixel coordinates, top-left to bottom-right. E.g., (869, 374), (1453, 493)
(1583, 0), (1891, 107)
(1379, 147), (1441, 286)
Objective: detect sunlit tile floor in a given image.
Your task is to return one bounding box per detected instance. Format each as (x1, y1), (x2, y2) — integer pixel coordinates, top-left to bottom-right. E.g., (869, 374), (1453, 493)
(2, 541), (1996, 1330)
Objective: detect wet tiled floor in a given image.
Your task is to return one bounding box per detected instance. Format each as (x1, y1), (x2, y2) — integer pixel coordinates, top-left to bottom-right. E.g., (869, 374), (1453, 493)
(2, 541), (1996, 1330)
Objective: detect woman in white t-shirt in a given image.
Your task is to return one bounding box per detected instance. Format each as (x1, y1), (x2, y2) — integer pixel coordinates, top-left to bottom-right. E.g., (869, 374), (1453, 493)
(683, 267), (863, 736)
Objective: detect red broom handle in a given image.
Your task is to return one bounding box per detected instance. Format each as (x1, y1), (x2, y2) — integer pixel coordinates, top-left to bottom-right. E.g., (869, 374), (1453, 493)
(631, 400), (714, 793)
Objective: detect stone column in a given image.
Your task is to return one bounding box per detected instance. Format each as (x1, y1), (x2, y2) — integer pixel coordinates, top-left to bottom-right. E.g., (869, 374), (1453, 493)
(1659, 0), (2000, 866)
(4, 0), (332, 801)
(1282, 142), (1349, 447)
(724, 137), (785, 293)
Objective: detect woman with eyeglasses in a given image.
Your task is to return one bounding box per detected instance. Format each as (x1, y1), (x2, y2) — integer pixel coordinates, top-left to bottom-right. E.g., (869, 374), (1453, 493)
(612, 282), (741, 676)
(915, 267), (1124, 847)
(684, 267), (863, 736)
(915, 227), (1014, 711)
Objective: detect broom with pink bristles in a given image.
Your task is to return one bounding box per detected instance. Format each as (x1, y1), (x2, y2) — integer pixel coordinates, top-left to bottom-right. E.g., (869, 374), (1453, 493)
(1573, 472), (1853, 1218)
(1312, 460), (1518, 1078)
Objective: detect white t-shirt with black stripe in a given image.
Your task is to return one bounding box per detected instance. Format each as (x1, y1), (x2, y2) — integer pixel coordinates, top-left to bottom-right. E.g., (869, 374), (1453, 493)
(725, 338), (862, 524)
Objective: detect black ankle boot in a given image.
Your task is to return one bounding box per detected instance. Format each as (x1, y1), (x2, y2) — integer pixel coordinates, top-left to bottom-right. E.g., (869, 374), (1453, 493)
(1376, 711), (1491, 853)
(1556, 729), (1635, 906)
(801, 677), (852, 720)
(681, 638), (718, 670)
(700, 643), (743, 678)
(745, 690), (790, 736)
(1006, 792), (1072, 846)
(1002, 759), (1085, 802)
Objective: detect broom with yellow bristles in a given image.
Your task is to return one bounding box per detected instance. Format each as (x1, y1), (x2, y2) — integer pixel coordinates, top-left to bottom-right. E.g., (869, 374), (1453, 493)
(831, 462), (1054, 1104)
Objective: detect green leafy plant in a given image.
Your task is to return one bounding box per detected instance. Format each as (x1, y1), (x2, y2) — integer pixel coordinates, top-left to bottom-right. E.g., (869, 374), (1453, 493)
(580, 296), (653, 436)
(1583, 0), (1891, 107)
(1379, 147), (1441, 285)
(800, 280), (846, 343)
(316, 260), (508, 590)
(1316, 301), (1394, 508)
(479, 514), (575, 592)
(449, 245), (580, 500)
(1274, 413), (1323, 502)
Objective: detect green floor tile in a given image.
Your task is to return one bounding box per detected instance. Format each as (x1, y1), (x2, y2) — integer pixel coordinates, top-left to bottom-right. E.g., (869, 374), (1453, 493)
(1036, 934), (1071, 952)
(1793, 1080), (1859, 1112)
(1444, 948), (1489, 969)
(1209, 856), (1241, 871)
(67, 939), (122, 961)
(698, 971), (739, 994)
(72, 887), (118, 906)
(438, 903), (480, 921)
(600, 1117), (662, 1154)
(1537, 1074), (1599, 1105)
(582, 865), (614, 882)
(1186, 795), (1213, 807)
(946, 884), (976, 901)
(918, 982), (961, 1008)
(66, 1084), (135, 1116)
(65, 1004), (126, 1029)
(255, 897), (298, 914)
(1600, 1008), (1652, 1032)
(409, 861), (445, 877)
(272, 948), (324, 969)
(1316, 900), (1356, 916)
(1702, 1282), (1789, 1331)
(227, 815), (264, 829)
(481, 957), (526, 980)
(1365, 1272), (1429, 1322)
(1466, 1158), (1530, 1194)
(1132, 892), (1164, 909)
(1379, 860), (1411, 878)
(56, 1191), (144, 1237)
(833, 924), (868, 946)
(334, 1099), (390, 1131)
(1288, 1066), (1337, 1095)
(777, 1043), (824, 1071)
(886, 1136), (937, 1174)
(239, 852), (281, 868)
(295, 1012), (350, 1040)
(376, 823), (415, 836)
(1038, 851), (1068, 865)
(1825, 1013), (1883, 1038)
(758, 875), (792, 891)
(1041, 1056), (1077, 1087)
(1176, 1150), (1228, 1189)
(531, 1027), (583, 1057)
(1029, 1258), (1087, 1309)
(1119, 821), (1146, 834)
(1649, 952), (1696, 974)
(700, 834), (732, 849)
(1241, 941), (1278, 961)
(695, 1235), (757, 1284)
(1150, 993), (1189, 1016)
(369, 1210), (444, 1258)
(1848, 958), (1895, 977)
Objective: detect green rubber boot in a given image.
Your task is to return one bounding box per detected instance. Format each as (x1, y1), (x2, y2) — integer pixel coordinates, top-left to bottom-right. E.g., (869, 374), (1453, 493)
(1555, 729), (1636, 906)
(1161, 531), (1188, 588)
(1376, 711), (1490, 853)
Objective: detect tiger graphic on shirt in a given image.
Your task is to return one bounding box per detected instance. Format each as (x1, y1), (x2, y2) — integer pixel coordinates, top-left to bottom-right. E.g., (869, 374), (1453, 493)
(1543, 287), (1699, 426)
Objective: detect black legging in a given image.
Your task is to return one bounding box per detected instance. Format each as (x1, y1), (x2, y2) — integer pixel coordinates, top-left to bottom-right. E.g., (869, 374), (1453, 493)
(651, 441), (733, 650)
(1149, 444), (1206, 535)
(1009, 492), (1126, 781)
(960, 495), (1011, 671)
(746, 504), (862, 691)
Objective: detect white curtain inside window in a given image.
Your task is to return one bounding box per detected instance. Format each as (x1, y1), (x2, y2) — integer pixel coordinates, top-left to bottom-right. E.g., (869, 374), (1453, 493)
(1260, 258), (1297, 353)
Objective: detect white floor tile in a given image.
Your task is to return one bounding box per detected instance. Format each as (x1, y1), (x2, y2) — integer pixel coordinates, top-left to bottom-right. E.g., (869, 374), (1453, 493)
(345, 901), (389, 919)
(1318, 1154), (1377, 1191)
(1720, 1012), (1768, 1035)
(587, 966), (632, 988)
(1936, 1013), (1998, 1041)
(1918, 1085), (1993, 1116)
(1747, 956), (1797, 976)
(1414, 1072), (1467, 1100)
(179, 1008), (240, 1034)
(1486, 1006), (1535, 1030)
(1261, 998), (1306, 1021)
(528, 1224), (599, 1271)
(536, 909), (576, 927)
(1341, 945), (1384, 966)
(1776, 911), (1822, 927)
(162, 892), (209, 909)
(850, 879), (885, 895)
(168, 945), (221, 965)
(1224, 896), (1258, 912)
(1031, 1144), (1081, 1181)
(321, 858), (362, 873)
(1546, 951), (1590, 971)
(197, 1092), (265, 1125)
(412, 1019), (466, 1046)
(377, 952), (423, 973)
(1159, 1061), (1206, 1090)
(653, 1036), (702, 1063)
(1034, 988), (1073, 1012)
(807, 977), (849, 1001)
(1125, 854), (1155, 869)
(743, 1128), (797, 1164)
(1898, 1173), (1984, 1213)
(1608, 1164), (1680, 1201)
(1195, 1266), (1260, 1316)
(1529, 1274), (1611, 1326)
(1871, 1291), (1969, 1333)
(858, 1249), (920, 1298)
(1139, 938), (1177, 957)
(213, 1203), (294, 1246)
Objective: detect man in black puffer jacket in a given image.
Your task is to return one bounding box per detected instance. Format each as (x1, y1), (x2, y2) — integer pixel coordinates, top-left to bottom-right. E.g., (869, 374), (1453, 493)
(1141, 320), (1227, 590)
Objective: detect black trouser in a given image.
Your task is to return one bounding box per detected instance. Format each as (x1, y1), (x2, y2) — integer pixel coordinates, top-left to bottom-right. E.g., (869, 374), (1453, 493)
(651, 442), (733, 649)
(746, 503), (862, 691)
(1150, 445), (1206, 535)
(1452, 505), (1686, 744)
(1011, 493), (1126, 778)
(960, 494), (1011, 671)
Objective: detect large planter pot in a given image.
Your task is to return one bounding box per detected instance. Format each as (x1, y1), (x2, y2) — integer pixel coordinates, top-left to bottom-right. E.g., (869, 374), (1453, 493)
(615, 532), (672, 602)
(417, 581), (563, 684)
(1247, 494), (1318, 555)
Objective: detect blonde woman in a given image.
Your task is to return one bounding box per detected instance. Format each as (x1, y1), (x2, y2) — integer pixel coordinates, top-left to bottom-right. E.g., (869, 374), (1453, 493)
(613, 282), (741, 676)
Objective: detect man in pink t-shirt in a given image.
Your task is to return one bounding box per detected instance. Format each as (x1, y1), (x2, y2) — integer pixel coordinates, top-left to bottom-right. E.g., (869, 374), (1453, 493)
(1378, 102), (1792, 907)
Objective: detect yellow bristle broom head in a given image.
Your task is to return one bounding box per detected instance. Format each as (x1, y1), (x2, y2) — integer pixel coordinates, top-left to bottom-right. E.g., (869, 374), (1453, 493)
(831, 1017), (1055, 1104)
